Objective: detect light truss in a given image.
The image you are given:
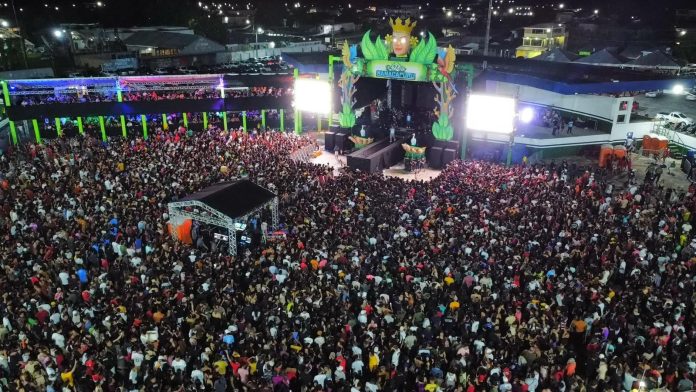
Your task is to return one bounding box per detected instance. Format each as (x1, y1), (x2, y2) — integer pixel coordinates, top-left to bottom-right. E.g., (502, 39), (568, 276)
(167, 195), (279, 256)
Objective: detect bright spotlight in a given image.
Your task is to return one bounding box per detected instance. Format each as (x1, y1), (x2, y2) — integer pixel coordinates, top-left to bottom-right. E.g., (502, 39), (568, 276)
(269, 41), (275, 48)
(257, 27), (264, 33)
(520, 107), (534, 123)
(446, 10), (452, 17)
(673, 84), (685, 94)
(53, 29), (63, 38)
(466, 94), (516, 134)
(294, 78), (331, 115)
(0, 20), (8, 27)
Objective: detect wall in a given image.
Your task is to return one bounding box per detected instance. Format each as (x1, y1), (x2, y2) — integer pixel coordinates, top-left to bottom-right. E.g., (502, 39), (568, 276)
(489, 81), (620, 122)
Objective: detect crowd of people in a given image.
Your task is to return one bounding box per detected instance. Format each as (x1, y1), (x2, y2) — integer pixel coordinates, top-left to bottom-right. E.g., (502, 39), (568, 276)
(12, 86), (291, 106)
(1, 128), (696, 392)
(16, 93), (117, 106)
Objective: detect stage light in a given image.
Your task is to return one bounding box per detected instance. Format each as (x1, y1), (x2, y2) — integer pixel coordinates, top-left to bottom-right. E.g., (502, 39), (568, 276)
(466, 94), (516, 134)
(294, 78), (331, 114)
(673, 84), (685, 94)
(520, 107), (534, 123)
(53, 29), (63, 38)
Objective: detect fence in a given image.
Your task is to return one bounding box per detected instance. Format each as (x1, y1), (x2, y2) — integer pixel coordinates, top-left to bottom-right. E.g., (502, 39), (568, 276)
(289, 144), (317, 163)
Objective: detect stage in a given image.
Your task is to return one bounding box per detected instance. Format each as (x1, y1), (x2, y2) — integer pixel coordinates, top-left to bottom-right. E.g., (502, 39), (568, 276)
(310, 146), (442, 182)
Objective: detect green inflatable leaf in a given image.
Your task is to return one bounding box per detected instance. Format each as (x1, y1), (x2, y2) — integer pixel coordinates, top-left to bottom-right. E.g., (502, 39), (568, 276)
(361, 31), (378, 60)
(374, 36), (389, 60)
(432, 114), (454, 141)
(409, 33), (439, 64)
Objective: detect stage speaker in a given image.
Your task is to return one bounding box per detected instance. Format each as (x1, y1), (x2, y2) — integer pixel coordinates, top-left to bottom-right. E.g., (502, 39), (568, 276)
(683, 157), (693, 175)
(336, 133), (353, 152)
(442, 149), (457, 167)
(428, 147), (443, 169)
(324, 132), (336, 152)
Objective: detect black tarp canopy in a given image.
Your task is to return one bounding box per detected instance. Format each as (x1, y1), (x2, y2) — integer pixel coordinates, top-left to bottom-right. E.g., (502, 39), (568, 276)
(179, 179), (276, 219)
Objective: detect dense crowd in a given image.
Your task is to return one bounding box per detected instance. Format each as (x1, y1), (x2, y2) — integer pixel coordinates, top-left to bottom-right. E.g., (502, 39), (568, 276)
(13, 87), (291, 106)
(16, 93), (117, 106)
(1, 130), (696, 392)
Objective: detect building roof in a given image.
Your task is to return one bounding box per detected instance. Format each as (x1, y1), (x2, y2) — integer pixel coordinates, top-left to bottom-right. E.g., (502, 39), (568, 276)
(532, 48), (579, 63)
(626, 51), (681, 68)
(180, 180), (276, 219)
(574, 48), (626, 65)
(123, 31), (202, 49)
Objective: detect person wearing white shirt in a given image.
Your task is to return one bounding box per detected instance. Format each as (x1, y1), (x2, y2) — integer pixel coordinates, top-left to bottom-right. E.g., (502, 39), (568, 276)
(58, 271), (69, 286)
(172, 357), (187, 373)
(351, 358), (364, 375)
(191, 369), (205, 385)
(131, 351), (144, 367)
(51, 332), (65, 349)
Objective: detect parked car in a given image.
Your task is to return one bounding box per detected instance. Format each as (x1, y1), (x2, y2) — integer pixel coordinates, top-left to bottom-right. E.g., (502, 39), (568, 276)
(177, 66), (197, 74)
(153, 68), (168, 75)
(686, 93), (696, 101)
(645, 91), (662, 98)
(655, 111), (694, 125)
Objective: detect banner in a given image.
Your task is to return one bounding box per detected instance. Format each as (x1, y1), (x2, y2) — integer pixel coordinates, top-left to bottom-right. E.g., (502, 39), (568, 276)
(366, 60), (427, 82)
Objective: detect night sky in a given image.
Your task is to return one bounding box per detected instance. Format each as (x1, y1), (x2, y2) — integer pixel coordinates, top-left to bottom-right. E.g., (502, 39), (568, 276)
(3, 0), (694, 31)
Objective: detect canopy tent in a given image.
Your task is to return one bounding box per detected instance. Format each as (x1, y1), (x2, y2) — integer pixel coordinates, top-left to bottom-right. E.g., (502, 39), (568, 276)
(532, 48), (579, 63)
(574, 49), (626, 66)
(626, 51), (682, 71)
(167, 179), (278, 255)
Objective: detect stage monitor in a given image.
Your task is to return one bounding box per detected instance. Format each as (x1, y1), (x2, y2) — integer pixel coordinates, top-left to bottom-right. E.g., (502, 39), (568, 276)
(294, 78), (331, 114)
(465, 94), (516, 134)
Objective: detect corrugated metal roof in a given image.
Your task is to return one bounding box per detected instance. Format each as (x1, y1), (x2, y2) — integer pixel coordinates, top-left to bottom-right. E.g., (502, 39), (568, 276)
(123, 31), (201, 49)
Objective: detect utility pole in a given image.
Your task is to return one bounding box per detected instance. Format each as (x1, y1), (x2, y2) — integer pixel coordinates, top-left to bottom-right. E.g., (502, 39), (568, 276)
(483, 0), (493, 56)
(10, 0), (28, 69)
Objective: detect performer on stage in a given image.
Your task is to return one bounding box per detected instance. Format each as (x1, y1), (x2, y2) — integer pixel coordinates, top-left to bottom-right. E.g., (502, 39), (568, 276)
(410, 133), (417, 146)
(360, 125), (367, 138)
(389, 126), (396, 143)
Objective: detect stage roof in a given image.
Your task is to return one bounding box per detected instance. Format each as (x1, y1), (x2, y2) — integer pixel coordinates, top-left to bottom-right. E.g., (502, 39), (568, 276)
(180, 180), (276, 219)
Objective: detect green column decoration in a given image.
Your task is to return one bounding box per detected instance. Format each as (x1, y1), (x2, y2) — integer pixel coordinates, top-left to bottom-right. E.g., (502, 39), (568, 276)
(55, 118), (62, 137)
(141, 114), (148, 139)
(32, 119), (41, 144)
(120, 115), (127, 138)
(162, 114), (168, 130)
(183, 113), (188, 128)
(261, 110), (266, 129)
(242, 111), (247, 132)
(203, 112), (208, 130)
(8, 121), (17, 145)
(98, 116), (106, 142)
(77, 117), (84, 135)
(2, 82), (17, 145)
(222, 112), (228, 132)
(279, 109), (284, 132)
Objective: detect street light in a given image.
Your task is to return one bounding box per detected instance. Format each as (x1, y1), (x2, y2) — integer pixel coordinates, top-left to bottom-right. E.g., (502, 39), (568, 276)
(53, 29), (63, 38)
(446, 10), (452, 17)
(594, 9), (599, 14)
(255, 27), (263, 58)
(0, 20), (8, 27)
(269, 41), (275, 48)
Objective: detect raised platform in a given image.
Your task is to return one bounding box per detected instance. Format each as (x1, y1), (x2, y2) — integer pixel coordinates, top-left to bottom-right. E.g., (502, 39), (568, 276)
(346, 138), (407, 173)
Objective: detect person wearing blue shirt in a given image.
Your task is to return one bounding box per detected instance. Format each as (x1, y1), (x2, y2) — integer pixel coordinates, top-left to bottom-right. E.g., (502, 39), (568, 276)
(76, 268), (88, 287)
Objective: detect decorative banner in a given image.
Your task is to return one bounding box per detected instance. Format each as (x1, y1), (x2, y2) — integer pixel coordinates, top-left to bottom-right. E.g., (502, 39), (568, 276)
(366, 60), (428, 82)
